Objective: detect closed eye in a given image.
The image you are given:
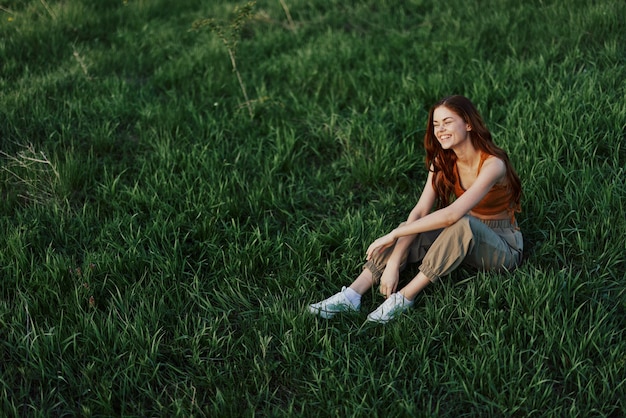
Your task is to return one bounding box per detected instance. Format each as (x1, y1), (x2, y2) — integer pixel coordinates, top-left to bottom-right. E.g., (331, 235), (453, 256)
(433, 119), (453, 128)
(434, 118), (453, 124)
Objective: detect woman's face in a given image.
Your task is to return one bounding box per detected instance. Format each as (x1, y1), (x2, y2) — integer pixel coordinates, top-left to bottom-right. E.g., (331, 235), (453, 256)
(432, 106), (471, 150)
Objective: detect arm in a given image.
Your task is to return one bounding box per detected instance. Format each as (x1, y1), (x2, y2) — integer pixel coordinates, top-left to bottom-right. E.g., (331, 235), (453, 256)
(367, 157), (507, 260)
(373, 170), (436, 298)
(384, 169), (437, 267)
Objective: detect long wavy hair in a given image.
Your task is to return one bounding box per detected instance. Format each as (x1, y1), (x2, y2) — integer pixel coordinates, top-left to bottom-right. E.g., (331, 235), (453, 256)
(424, 95), (522, 209)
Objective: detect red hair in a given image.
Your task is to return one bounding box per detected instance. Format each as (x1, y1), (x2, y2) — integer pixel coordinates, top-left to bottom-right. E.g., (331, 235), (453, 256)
(424, 95), (522, 210)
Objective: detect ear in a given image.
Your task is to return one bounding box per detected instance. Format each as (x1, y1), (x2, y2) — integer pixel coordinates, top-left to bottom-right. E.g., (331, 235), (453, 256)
(466, 124), (472, 131)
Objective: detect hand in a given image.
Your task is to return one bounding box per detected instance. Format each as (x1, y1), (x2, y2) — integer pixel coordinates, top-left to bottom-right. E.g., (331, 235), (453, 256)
(379, 266), (399, 299)
(366, 232), (397, 261)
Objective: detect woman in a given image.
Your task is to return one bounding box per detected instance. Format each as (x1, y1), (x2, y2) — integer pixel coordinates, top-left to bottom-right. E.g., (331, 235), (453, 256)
(308, 95), (523, 324)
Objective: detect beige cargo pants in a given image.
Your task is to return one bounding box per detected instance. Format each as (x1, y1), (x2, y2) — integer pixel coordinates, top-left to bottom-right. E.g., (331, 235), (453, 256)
(363, 215), (523, 283)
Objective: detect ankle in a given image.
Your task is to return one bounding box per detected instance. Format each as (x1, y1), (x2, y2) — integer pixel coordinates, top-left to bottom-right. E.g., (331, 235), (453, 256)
(343, 287), (362, 306)
(398, 290), (414, 302)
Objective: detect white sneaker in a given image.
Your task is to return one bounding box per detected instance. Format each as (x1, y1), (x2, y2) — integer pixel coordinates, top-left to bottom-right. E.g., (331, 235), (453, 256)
(366, 293), (413, 324)
(308, 287), (360, 319)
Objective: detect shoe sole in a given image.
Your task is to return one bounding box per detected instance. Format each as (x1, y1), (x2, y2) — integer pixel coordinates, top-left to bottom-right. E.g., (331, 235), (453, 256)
(308, 305), (358, 319)
(366, 304), (413, 324)
(308, 305), (337, 319)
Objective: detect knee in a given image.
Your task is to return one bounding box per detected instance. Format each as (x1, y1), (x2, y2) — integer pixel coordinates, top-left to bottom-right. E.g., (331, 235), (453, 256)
(437, 215), (474, 243)
(446, 215), (472, 232)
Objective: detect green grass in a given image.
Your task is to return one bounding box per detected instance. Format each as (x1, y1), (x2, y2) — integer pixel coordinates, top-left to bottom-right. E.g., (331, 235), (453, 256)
(1, 0), (625, 416)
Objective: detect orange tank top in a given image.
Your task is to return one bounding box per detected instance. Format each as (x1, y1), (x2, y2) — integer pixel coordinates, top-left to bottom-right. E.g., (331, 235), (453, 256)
(453, 154), (520, 223)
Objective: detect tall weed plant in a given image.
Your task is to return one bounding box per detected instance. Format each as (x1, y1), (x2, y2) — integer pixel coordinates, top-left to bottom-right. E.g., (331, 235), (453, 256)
(1, 0), (625, 416)
(193, 1), (257, 119)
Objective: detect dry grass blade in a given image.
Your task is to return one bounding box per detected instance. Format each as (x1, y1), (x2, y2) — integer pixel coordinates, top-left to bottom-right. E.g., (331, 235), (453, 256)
(1, 143), (61, 205)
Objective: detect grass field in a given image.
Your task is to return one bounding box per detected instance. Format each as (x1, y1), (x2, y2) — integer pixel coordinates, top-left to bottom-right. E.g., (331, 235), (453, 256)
(1, 0), (625, 416)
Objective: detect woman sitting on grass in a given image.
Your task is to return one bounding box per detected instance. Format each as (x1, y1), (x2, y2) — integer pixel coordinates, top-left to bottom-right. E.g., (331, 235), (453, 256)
(309, 95), (523, 324)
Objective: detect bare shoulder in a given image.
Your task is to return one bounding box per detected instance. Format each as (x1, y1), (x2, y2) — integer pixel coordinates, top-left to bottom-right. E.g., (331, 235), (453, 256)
(482, 155), (506, 173)
(480, 155), (507, 184)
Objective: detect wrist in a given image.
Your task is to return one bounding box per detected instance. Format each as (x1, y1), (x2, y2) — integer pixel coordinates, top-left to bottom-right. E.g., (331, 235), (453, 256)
(386, 257), (401, 269)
